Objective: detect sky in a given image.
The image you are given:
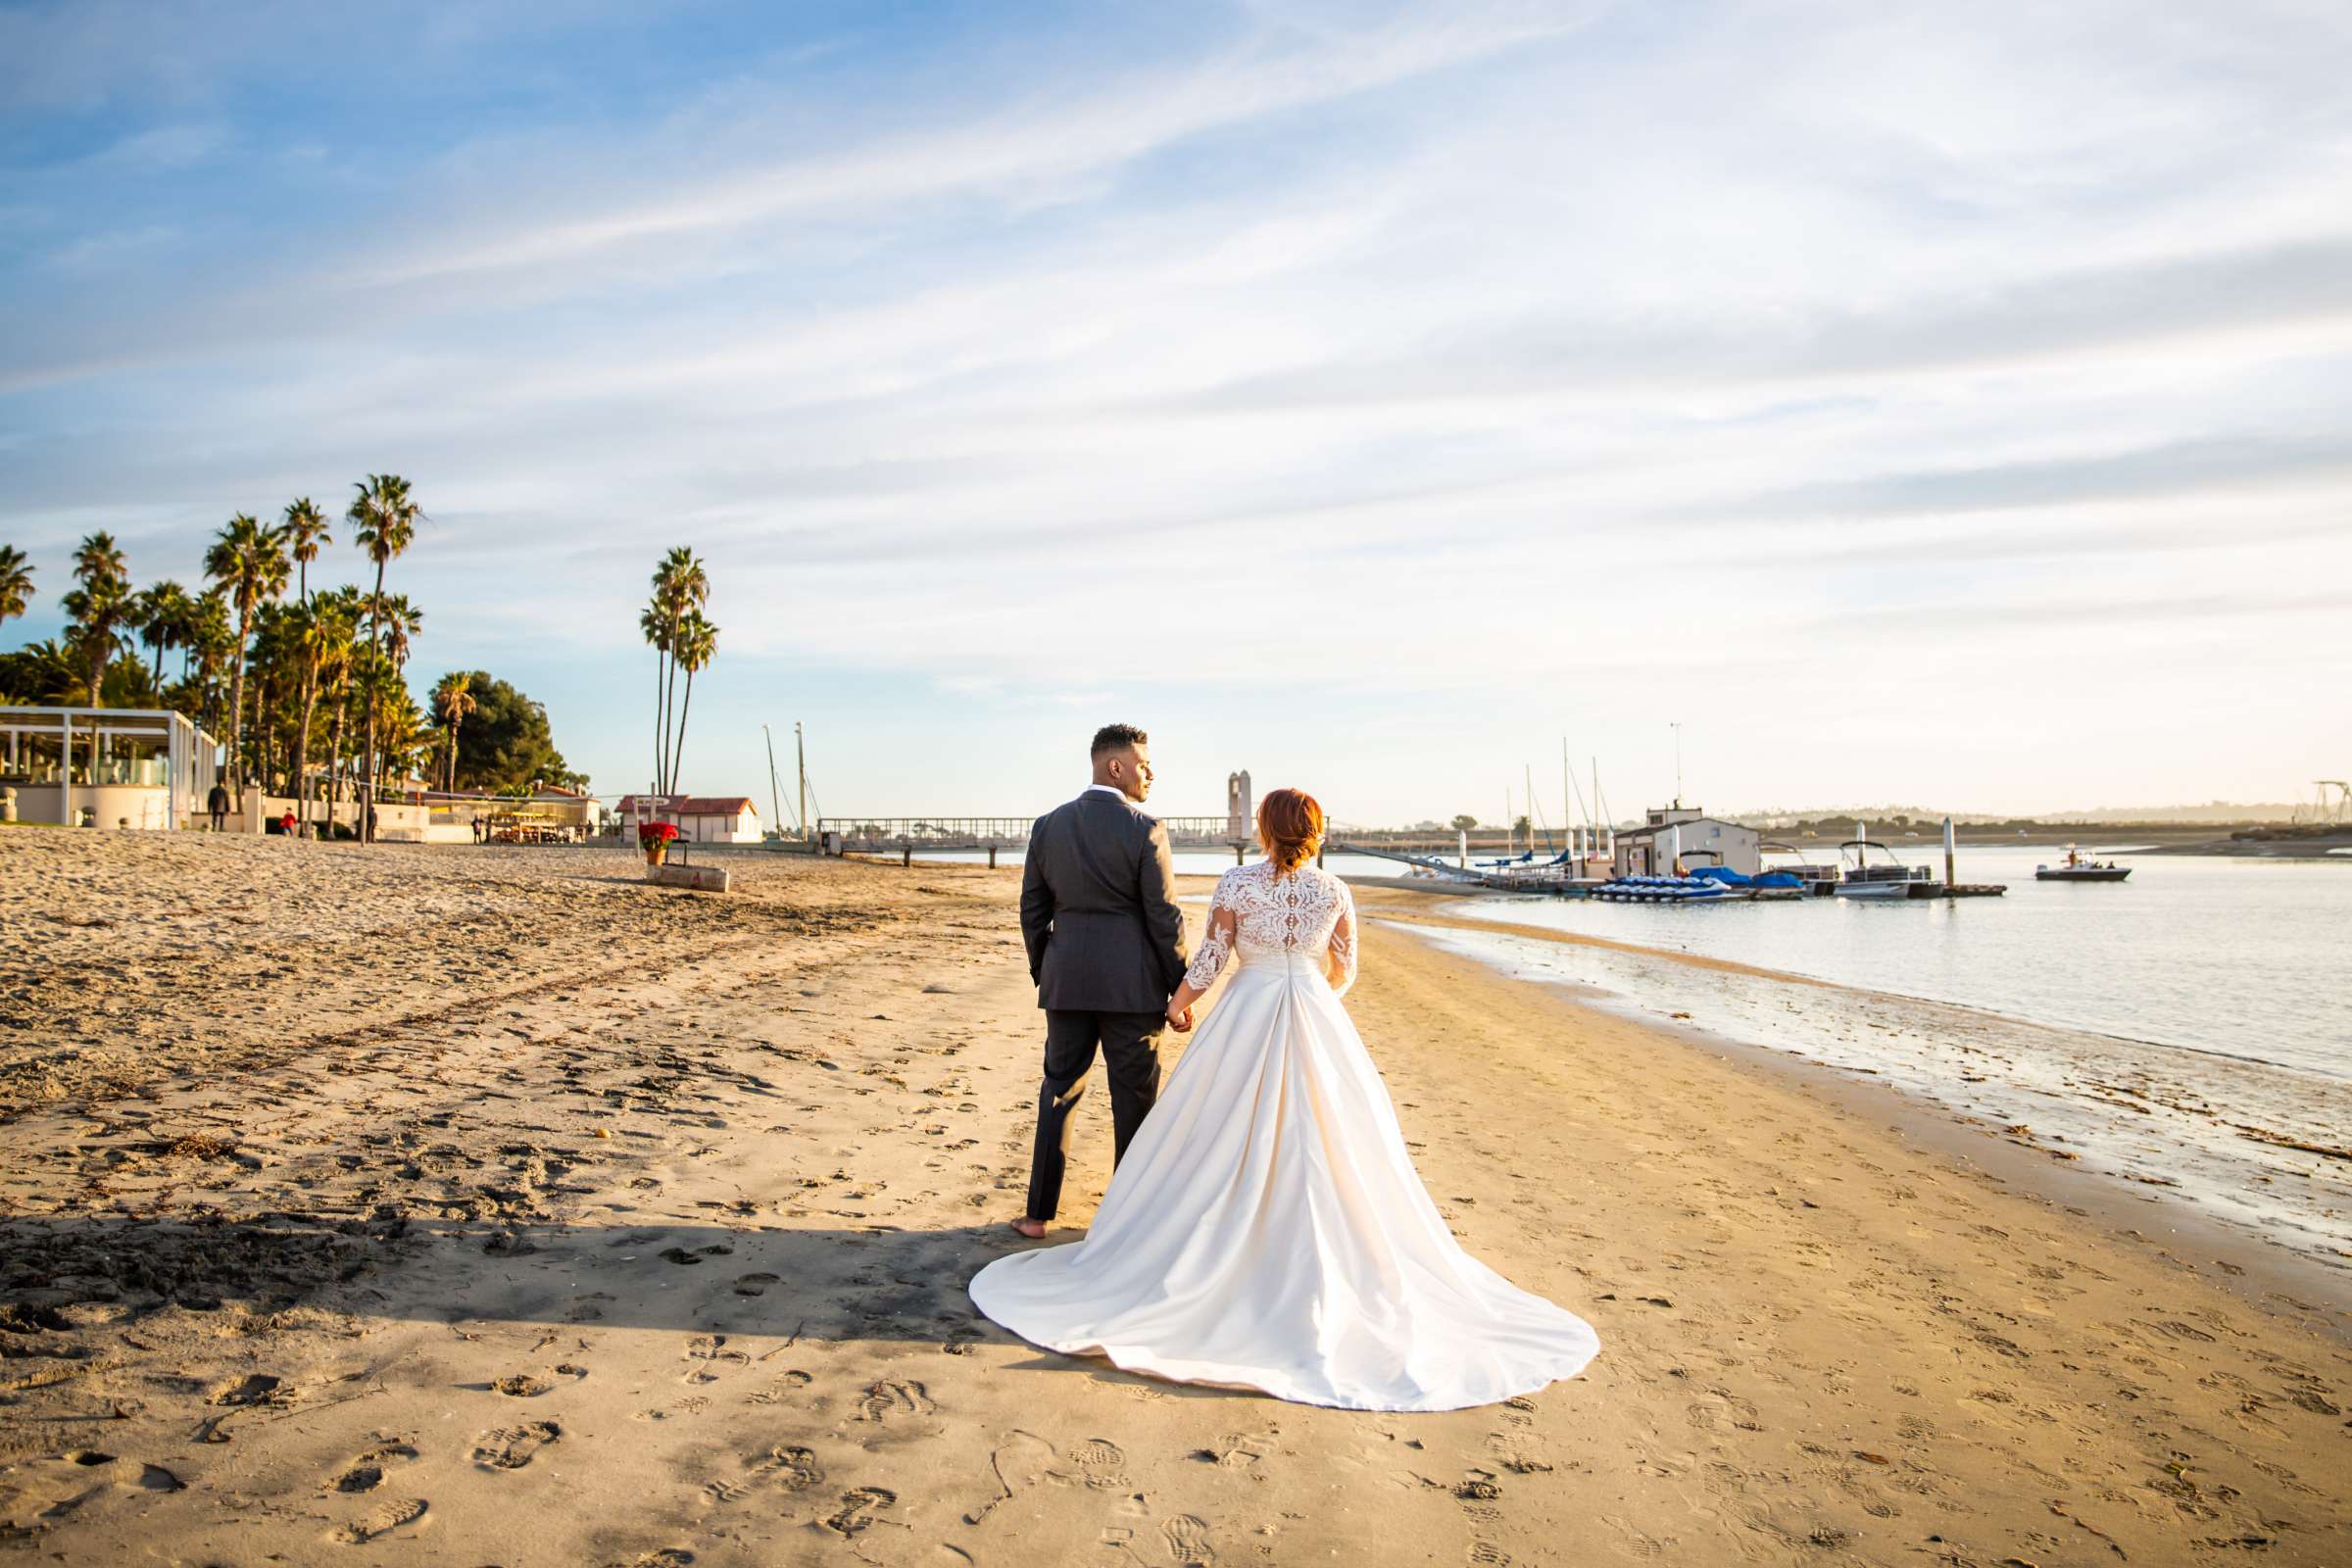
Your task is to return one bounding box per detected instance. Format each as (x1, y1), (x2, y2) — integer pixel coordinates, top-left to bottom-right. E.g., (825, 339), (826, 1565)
(3, 0), (2349, 829)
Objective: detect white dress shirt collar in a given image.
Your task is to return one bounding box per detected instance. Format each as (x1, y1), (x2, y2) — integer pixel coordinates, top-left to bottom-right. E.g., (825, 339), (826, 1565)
(1083, 783), (1131, 802)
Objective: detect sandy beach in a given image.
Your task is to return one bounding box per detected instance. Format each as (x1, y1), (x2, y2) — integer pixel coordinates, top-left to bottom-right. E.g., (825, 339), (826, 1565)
(3, 833), (2347, 1565)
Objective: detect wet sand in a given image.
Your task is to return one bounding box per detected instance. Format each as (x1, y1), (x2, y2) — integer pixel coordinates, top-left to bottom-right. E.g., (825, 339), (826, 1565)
(2, 832), (2347, 1564)
(1367, 893), (2352, 1292)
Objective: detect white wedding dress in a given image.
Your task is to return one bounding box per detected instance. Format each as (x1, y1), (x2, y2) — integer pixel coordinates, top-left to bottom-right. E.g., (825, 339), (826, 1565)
(968, 860), (1599, 1411)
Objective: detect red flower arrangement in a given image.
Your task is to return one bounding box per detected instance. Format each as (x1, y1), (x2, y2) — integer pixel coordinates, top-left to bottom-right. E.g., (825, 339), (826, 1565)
(637, 821), (680, 849)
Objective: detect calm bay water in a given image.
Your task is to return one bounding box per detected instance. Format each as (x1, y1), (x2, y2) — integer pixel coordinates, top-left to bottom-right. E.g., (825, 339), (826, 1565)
(1448, 849), (2352, 1080)
(908, 850), (1409, 880)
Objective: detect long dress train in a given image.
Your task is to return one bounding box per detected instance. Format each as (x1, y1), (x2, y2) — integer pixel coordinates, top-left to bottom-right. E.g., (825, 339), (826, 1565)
(968, 859), (1599, 1412)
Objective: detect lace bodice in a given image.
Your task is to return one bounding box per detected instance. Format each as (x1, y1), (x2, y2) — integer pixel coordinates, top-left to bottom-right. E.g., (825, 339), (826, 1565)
(1183, 860), (1358, 996)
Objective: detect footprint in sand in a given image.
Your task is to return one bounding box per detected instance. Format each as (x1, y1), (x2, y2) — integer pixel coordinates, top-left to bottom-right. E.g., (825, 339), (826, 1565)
(472, 1421), (562, 1470)
(853, 1379), (936, 1421)
(564, 1292), (615, 1323)
(745, 1368), (814, 1403)
(746, 1444), (825, 1493)
(328, 1443), (418, 1493)
(964, 1431), (1061, 1525)
(329, 1496), (426, 1544)
(1069, 1438), (1129, 1490)
(822, 1487), (897, 1536)
(1191, 1433), (1275, 1470)
(658, 1245), (733, 1265)
(1161, 1514), (1216, 1565)
(731, 1272), (780, 1296)
(491, 1374), (551, 1397)
(207, 1372), (283, 1406)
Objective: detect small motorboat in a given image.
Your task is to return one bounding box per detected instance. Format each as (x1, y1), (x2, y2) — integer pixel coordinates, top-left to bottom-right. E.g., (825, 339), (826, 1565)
(2036, 845), (2132, 882)
(1835, 837), (1938, 899)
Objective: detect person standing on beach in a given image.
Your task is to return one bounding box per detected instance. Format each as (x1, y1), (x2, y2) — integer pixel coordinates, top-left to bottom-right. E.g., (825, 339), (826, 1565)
(207, 781), (228, 832)
(1012, 722), (1192, 1240)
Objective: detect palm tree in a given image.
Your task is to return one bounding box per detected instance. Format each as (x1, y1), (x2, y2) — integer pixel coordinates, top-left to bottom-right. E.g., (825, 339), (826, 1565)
(60, 532), (134, 710)
(73, 531), (126, 588)
(640, 600), (672, 794)
(2, 639), (78, 705)
(0, 546), (33, 633)
(247, 601), (299, 793)
(374, 593), (423, 671)
(135, 580), (192, 694)
(313, 584), (366, 826)
(282, 498), (330, 607)
(432, 671), (476, 791)
(647, 547), (708, 795)
(348, 474), (420, 841)
(204, 514), (290, 803)
(186, 589), (234, 733)
(666, 611), (718, 792)
(287, 597), (357, 834)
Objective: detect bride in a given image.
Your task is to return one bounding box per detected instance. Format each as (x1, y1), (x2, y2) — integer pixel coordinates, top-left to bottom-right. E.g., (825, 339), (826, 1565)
(968, 788), (1599, 1411)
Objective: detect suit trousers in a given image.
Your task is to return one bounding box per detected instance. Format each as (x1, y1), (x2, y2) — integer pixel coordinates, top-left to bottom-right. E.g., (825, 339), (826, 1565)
(1024, 1008), (1166, 1222)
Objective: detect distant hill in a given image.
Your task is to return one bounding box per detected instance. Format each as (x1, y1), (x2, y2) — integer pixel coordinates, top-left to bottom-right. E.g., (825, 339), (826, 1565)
(1723, 802), (2307, 829)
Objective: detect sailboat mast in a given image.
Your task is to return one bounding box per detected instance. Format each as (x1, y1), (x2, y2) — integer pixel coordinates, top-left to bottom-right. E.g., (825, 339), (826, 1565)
(763, 724), (784, 841)
(796, 722), (809, 845)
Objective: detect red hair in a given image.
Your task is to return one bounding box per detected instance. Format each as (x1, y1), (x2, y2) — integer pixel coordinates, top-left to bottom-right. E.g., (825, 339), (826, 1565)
(1256, 788), (1325, 874)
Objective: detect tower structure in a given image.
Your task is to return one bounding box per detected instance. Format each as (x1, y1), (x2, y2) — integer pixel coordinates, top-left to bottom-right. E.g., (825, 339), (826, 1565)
(1226, 769), (1253, 839)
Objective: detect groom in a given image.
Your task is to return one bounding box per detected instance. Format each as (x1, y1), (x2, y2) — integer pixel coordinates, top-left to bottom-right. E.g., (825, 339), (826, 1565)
(1012, 722), (1192, 1238)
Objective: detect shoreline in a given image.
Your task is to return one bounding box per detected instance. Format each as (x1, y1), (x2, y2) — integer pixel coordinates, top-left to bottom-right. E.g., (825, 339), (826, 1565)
(3, 833), (2347, 1563)
(1347, 883), (2352, 1313)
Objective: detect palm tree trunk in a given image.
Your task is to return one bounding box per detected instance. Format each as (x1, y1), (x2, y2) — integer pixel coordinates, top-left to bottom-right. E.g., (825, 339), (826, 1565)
(670, 668), (695, 792)
(326, 697), (348, 838)
(151, 639), (164, 694)
(362, 562), (384, 843)
(86, 644), (107, 710)
(294, 671), (318, 833)
(226, 608), (252, 804)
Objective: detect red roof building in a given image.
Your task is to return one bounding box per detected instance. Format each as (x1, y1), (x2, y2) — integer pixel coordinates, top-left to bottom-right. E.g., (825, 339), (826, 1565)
(618, 794), (762, 844)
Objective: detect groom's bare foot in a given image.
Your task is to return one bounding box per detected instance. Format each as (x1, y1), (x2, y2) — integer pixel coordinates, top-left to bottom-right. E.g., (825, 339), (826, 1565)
(1011, 1216), (1047, 1239)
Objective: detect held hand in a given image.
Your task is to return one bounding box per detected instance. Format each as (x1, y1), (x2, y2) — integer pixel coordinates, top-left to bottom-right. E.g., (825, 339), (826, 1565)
(1166, 1003), (1195, 1033)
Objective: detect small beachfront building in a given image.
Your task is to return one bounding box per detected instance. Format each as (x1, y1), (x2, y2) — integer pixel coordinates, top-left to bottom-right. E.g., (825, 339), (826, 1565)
(0, 706), (220, 830)
(617, 794), (762, 845)
(1611, 805), (1761, 877)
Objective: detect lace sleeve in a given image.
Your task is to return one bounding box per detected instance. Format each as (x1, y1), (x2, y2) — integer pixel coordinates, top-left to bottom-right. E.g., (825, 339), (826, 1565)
(1182, 876), (1238, 991)
(1328, 877), (1358, 997)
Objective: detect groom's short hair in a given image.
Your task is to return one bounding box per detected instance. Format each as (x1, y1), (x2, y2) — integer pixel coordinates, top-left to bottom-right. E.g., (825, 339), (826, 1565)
(1091, 722), (1148, 758)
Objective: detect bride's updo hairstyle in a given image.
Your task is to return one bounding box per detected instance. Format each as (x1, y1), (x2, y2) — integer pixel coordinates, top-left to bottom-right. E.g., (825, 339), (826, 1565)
(1256, 788), (1325, 875)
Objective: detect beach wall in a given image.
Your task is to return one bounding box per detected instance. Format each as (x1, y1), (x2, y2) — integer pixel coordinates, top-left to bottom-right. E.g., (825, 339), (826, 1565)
(247, 794), (429, 841)
(1, 782), (175, 830)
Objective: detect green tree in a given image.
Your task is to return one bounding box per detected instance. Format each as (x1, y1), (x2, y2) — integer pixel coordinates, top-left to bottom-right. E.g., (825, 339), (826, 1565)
(647, 547), (707, 795)
(134, 580), (193, 694)
(312, 584), (367, 824)
(666, 610), (718, 792)
(185, 588), (235, 735)
(60, 532), (134, 710)
(432, 671), (475, 791)
(348, 474), (420, 835)
(204, 514), (290, 801)
(282, 498), (330, 607)
(0, 546), (32, 633)
(1449, 813), (1479, 832)
(442, 670), (580, 793)
(0, 640), (77, 705)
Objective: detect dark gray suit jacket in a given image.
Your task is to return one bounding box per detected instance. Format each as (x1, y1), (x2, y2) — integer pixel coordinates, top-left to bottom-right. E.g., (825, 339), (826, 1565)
(1020, 791), (1191, 1012)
